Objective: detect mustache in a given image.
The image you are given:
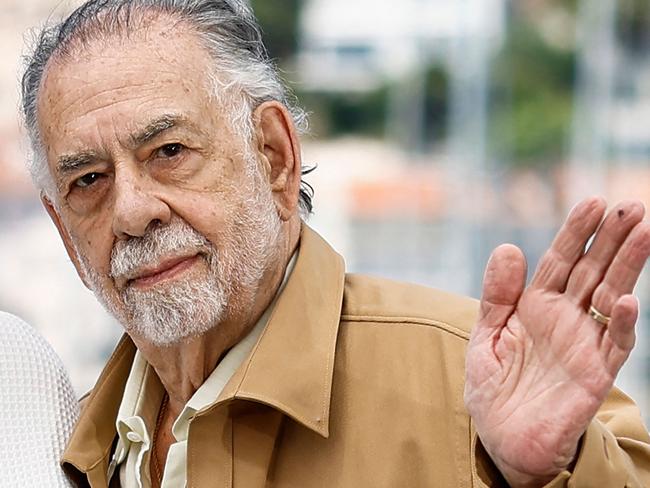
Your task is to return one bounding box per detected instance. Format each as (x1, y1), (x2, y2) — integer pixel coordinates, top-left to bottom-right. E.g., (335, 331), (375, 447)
(110, 220), (211, 280)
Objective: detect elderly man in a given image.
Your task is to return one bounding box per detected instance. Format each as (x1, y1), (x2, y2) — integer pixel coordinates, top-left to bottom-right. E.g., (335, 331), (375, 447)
(20, 0), (650, 487)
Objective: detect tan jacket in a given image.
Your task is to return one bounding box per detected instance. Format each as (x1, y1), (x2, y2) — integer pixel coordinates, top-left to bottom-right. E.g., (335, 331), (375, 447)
(62, 226), (650, 487)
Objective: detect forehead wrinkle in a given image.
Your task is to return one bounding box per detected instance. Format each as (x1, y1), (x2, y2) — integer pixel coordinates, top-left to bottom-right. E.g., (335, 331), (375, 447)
(40, 21), (224, 173)
(41, 21), (217, 130)
(55, 82), (164, 123)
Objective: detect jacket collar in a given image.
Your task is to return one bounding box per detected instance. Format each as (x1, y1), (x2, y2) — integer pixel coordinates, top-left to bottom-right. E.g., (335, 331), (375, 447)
(214, 225), (345, 437)
(61, 224), (346, 477)
(61, 334), (136, 480)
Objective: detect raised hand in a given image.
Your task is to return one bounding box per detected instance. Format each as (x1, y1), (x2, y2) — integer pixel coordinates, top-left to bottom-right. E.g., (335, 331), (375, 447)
(464, 197), (650, 487)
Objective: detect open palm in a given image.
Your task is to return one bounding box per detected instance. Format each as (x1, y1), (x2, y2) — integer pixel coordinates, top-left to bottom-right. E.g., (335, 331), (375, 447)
(465, 197), (650, 486)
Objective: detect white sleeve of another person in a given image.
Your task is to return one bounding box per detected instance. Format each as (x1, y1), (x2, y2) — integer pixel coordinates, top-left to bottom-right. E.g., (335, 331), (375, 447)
(0, 311), (79, 487)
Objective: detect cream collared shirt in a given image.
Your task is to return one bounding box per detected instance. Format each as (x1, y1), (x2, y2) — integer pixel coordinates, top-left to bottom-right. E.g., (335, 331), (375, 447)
(111, 255), (296, 488)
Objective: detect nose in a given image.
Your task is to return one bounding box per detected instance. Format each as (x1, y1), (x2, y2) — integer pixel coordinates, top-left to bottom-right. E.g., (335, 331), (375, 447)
(111, 166), (171, 239)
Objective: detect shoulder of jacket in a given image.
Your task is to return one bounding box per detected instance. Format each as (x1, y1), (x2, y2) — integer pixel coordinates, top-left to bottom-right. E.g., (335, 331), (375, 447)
(78, 390), (92, 411)
(341, 273), (479, 340)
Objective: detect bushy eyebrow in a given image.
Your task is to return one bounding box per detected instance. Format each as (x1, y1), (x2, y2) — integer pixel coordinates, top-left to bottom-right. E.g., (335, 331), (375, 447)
(54, 114), (186, 180)
(56, 151), (99, 177)
(129, 114), (184, 148)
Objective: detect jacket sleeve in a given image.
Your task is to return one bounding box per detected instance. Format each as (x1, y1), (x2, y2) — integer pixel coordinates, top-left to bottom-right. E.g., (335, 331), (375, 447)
(472, 387), (650, 487)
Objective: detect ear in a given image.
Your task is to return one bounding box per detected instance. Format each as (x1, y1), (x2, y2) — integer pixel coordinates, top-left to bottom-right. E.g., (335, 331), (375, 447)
(41, 194), (92, 290)
(252, 101), (302, 220)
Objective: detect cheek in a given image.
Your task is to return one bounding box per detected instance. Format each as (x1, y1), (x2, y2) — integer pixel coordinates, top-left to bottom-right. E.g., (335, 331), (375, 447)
(168, 190), (238, 242)
(185, 155), (240, 193)
(177, 193), (227, 225)
(68, 218), (115, 276)
(219, 156), (239, 181)
(155, 155), (239, 203)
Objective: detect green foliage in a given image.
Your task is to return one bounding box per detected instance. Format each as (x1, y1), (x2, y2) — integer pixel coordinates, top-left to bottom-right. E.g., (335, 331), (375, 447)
(297, 88), (389, 137)
(297, 64), (449, 143)
(250, 0), (585, 166)
(491, 92), (573, 163)
(616, 0), (650, 54)
(423, 65), (450, 146)
(250, 0), (302, 62)
(489, 17), (576, 167)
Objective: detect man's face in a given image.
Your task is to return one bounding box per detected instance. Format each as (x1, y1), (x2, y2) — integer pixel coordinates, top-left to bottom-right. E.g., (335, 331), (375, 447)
(37, 21), (282, 345)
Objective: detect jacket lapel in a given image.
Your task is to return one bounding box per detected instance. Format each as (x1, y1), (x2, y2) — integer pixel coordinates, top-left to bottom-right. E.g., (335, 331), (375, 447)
(61, 335), (136, 487)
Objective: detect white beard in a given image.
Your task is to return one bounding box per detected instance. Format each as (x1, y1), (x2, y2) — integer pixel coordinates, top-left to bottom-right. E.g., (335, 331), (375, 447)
(76, 159), (282, 347)
(112, 220), (228, 346)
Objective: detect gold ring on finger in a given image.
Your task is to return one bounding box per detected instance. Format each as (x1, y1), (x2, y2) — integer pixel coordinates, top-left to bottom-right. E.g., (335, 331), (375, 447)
(588, 304), (611, 326)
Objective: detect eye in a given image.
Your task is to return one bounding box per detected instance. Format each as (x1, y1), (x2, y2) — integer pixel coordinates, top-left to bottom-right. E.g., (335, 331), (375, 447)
(156, 143), (185, 159)
(73, 172), (103, 188)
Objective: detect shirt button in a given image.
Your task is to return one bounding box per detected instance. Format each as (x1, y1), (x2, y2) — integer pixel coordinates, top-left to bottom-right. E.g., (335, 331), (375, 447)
(126, 432), (143, 443)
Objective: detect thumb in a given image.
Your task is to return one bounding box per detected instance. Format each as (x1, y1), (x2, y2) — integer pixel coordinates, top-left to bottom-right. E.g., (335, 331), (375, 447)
(477, 244), (528, 332)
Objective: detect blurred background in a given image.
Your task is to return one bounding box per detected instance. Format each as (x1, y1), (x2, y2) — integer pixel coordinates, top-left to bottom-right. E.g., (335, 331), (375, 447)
(1, 0), (650, 422)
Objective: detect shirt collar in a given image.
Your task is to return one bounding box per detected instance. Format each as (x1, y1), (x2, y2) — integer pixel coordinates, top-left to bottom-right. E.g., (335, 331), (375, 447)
(61, 224), (346, 476)
(113, 252), (298, 458)
(113, 352), (163, 466)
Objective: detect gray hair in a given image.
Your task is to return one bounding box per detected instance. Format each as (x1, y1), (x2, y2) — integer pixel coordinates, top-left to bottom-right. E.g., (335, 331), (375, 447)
(21, 0), (314, 214)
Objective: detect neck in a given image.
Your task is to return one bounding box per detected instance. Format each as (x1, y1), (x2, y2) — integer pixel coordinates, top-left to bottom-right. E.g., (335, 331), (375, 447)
(132, 216), (301, 419)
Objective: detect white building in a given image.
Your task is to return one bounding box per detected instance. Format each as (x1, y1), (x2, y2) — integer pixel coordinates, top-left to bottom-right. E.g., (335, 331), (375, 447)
(298, 0), (506, 91)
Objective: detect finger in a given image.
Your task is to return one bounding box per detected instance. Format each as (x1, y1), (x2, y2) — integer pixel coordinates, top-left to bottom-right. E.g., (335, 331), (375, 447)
(477, 244), (527, 334)
(565, 201), (645, 306)
(530, 197), (607, 292)
(603, 295), (638, 373)
(591, 221), (650, 314)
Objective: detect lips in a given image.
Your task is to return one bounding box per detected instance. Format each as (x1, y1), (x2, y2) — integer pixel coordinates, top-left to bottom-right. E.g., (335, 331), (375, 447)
(127, 254), (201, 289)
